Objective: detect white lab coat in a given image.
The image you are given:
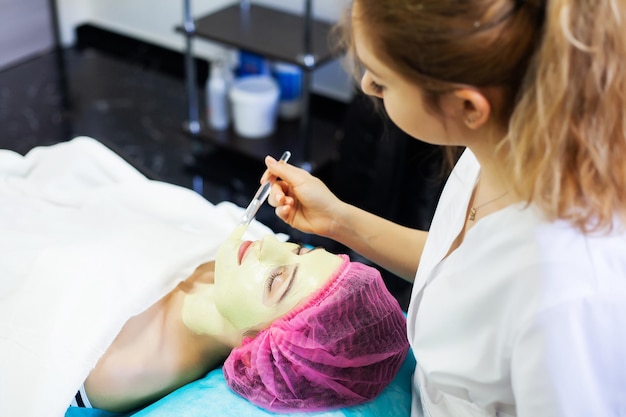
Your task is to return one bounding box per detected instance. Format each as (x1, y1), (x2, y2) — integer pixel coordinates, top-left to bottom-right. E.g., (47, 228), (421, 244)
(407, 150), (626, 417)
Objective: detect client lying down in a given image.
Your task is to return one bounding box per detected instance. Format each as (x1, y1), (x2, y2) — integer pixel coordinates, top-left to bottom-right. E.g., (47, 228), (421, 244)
(76, 232), (409, 413)
(0, 137), (408, 416)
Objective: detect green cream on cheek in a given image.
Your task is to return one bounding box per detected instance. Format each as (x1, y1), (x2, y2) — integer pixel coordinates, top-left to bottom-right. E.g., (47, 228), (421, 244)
(182, 284), (226, 336)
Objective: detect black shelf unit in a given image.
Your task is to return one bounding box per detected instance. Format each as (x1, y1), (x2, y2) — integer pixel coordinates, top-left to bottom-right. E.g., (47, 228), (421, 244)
(178, 0), (341, 171)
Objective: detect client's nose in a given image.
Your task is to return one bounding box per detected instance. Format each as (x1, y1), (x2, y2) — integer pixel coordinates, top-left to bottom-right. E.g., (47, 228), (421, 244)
(259, 235), (287, 260)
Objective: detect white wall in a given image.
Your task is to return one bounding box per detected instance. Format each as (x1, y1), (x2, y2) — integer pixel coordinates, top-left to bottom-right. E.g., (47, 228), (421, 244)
(55, 0), (354, 102)
(0, 0), (54, 70)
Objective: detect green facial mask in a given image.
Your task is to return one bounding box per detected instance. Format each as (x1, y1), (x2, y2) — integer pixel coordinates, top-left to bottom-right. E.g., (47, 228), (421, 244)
(181, 283), (223, 335)
(213, 230), (342, 332)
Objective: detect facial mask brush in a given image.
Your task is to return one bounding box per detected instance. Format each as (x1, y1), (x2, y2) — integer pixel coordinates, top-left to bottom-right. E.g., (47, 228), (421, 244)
(230, 151), (291, 240)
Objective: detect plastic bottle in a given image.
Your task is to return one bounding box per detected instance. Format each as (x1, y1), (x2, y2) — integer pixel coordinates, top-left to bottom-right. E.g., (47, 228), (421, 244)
(206, 61), (230, 130)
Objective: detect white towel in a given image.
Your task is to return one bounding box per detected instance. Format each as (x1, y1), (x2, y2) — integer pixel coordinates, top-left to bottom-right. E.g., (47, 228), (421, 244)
(0, 137), (282, 417)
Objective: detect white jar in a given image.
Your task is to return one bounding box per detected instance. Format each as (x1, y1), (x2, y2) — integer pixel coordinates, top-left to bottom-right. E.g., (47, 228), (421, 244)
(229, 75), (280, 139)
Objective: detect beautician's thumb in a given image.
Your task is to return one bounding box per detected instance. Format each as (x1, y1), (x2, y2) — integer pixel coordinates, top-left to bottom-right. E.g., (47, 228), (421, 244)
(263, 155), (297, 182)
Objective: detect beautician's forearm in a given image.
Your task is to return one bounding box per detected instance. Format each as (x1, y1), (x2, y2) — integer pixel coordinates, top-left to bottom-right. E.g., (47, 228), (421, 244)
(328, 202), (426, 282)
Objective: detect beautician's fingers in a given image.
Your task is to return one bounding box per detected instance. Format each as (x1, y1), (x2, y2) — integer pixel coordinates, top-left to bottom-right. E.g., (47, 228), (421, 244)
(259, 164), (275, 185)
(263, 155), (343, 237)
(264, 155), (316, 208)
(263, 155), (312, 184)
(262, 158), (289, 207)
(259, 154), (294, 184)
(268, 181), (294, 208)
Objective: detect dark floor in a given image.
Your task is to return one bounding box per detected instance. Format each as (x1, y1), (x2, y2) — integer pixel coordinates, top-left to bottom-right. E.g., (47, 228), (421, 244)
(1, 47), (195, 183)
(0, 44), (431, 309)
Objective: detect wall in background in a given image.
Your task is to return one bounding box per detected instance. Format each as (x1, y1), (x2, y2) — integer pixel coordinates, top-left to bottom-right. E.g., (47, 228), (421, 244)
(0, 0), (54, 70)
(55, 0), (354, 102)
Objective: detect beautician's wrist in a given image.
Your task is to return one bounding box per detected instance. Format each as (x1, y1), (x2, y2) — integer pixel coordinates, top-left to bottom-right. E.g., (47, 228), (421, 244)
(326, 201), (357, 242)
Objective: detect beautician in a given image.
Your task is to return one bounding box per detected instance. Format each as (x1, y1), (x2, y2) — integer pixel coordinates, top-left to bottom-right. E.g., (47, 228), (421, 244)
(264, 0), (626, 416)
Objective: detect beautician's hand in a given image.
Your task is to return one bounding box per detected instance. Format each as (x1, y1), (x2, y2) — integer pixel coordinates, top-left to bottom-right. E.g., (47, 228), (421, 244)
(262, 155), (345, 238)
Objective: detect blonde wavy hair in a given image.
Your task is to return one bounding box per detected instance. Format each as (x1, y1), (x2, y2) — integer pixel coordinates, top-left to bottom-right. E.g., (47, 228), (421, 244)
(337, 0), (626, 233)
(506, 0), (626, 233)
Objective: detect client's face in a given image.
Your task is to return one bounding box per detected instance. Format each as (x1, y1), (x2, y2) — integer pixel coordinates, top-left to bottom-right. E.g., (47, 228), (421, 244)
(214, 234), (343, 331)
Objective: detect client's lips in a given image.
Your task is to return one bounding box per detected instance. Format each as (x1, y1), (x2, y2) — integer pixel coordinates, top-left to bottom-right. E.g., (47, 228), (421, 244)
(238, 240), (253, 264)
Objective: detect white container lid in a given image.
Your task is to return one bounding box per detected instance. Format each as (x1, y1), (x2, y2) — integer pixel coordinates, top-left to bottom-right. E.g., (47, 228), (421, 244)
(230, 75), (279, 103)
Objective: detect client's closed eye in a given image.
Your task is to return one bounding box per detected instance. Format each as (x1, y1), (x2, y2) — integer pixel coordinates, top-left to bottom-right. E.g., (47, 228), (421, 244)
(263, 266), (296, 306)
(266, 270), (283, 292)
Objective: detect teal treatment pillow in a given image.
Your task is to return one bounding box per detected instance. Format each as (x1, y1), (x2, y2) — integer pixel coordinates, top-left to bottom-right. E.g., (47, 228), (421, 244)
(65, 349), (415, 417)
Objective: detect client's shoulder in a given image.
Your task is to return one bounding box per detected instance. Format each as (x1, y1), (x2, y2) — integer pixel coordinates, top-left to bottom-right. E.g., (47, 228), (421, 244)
(176, 261), (216, 293)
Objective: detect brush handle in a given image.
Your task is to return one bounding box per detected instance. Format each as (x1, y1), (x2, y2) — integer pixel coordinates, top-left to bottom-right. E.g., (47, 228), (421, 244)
(239, 151), (291, 226)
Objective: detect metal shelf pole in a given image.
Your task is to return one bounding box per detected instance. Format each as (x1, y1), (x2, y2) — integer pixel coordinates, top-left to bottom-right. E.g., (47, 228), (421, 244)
(298, 0), (314, 171)
(183, 0), (200, 136)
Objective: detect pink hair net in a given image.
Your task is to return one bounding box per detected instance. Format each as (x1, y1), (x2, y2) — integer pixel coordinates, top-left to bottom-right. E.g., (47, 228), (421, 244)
(223, 255), (409, 412)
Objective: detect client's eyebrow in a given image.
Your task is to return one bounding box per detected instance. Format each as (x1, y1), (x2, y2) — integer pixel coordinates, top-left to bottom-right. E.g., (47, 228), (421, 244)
(278, 265), (298, 303)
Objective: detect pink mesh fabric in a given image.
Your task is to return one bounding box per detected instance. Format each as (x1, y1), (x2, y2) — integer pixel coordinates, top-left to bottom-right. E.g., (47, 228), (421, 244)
(222, 255), (409, 412)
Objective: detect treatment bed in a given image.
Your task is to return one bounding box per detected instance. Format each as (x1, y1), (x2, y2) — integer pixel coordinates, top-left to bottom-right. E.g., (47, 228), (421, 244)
(0, 137), (414, 417)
